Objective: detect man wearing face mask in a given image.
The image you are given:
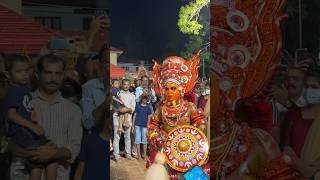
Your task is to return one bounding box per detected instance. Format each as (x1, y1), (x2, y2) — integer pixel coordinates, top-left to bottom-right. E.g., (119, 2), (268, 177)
(271, 66), (308, 142)
(280, 68), (320, 179)
(198, 82), (209, 111)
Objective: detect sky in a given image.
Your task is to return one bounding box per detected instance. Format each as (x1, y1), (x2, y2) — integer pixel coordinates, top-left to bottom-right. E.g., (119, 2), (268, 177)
(110, 0), (188, 62)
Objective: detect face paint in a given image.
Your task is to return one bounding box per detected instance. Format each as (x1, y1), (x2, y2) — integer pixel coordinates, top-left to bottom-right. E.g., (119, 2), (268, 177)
(164, 82), (180, 103)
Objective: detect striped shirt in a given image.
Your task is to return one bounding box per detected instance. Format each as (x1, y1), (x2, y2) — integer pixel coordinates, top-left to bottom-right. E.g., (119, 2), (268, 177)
(31, 90), (83, 180)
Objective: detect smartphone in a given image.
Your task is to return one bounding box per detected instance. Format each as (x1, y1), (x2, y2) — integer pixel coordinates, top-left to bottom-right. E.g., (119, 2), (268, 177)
(50, 38), (75, 50)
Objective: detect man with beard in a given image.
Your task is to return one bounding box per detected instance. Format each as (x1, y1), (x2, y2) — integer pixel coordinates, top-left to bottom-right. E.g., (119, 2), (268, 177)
(135, 76), (156, 113)
(280, 68), (320, 179)
(272, 66), (308, 142)
(113, 79), (135, 162)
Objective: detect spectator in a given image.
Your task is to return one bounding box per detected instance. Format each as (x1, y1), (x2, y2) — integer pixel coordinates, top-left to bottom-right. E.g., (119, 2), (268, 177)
(111, 79), (129, 133)
(129, 79), (136, 94)
(5, 55), (57, 180)
(272, 66), (308, 142)
(73, 112), (109, 180)
(0, 55), (9, 180)
(135, 76), (156, 112)
(132, 95), (152, 160)
(9, 54), (83, 180)
(80, 47), (107, 133)
(113, 79), (136, 162)
(280, 69), (320, 179)
(198, 82), (209, 111)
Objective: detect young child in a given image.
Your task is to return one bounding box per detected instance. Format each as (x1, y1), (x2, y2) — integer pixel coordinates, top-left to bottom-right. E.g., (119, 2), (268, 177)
(132, 95), (152, 160)
(74, 119), (109, 180)
(111, 79), (129, 133)
(5, 55), (57, 180)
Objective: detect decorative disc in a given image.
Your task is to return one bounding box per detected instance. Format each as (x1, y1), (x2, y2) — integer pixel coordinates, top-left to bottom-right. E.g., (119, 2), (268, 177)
(164, 125), (209, 172)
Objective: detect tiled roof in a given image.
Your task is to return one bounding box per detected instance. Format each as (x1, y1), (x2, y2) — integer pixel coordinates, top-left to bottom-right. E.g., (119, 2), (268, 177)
(110, 64), (127, 79)
(0, 4), (62, 54)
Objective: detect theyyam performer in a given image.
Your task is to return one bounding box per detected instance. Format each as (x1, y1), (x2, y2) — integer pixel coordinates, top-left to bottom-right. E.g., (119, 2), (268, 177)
(145, 51), (210, 180)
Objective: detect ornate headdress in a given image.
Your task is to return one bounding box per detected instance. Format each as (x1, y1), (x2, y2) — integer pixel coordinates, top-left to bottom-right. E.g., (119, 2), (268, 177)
(153, 52), (200, 96)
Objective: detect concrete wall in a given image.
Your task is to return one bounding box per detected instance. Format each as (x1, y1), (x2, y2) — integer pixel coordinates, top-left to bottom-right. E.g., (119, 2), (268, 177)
(0, 0), (22, 14)
(110, 52), (118, 66)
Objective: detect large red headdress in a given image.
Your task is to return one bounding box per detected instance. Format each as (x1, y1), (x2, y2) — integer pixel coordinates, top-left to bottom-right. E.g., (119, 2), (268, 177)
(153, 52), (200, 96)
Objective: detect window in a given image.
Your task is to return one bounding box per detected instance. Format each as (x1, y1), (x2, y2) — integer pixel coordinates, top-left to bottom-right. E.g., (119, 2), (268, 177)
(34, 17), (61, 30)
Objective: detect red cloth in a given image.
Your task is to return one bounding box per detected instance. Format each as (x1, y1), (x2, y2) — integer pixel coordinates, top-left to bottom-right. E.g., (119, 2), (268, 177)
(254, 102), (273, 133)
(198, 95), (208, 110)
(288, 108), (314, 157)
(184, 92), (196, 103)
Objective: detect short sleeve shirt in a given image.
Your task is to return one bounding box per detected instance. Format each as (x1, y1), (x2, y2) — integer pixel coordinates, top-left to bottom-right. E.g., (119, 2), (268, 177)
(78, 133), (109, 180)
(111, 88), (122, 109)
(5, 85), (33, 121)
(135, 103), (152, 127)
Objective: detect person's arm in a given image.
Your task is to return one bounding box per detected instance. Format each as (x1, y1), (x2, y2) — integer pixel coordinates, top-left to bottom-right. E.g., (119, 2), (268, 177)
(80, 84), (97, 130)
(150, 88), (157, 103)
(7, 108), (44, 136)
(112, 96), (124, 105)
(129, 95), (136, 113)
(92, 97), (108, 121)
(31, 105), (83, 163)
(135, 87), (142, 102)
(74, 161), (85, 180)
(132, 113), (136, 133)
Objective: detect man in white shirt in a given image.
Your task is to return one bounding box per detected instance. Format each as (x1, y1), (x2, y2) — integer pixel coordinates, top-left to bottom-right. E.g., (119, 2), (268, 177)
(113, 79), (136, 161)
(135, 76), (156, 112)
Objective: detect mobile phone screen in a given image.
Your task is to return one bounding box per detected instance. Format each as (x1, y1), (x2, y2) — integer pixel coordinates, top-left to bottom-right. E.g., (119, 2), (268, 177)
(50, 39), (75, 50)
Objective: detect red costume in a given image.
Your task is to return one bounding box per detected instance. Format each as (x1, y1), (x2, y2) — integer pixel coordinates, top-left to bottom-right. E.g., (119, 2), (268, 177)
(147, 53), (210, 179)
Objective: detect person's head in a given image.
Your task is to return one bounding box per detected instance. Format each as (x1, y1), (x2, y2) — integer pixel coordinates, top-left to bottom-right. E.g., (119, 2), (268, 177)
(306, 69), (320, 89)
(130, 79), (135, 88)
(122, 79), (130, 91)
(164, 81), (181, 102)
(141, 75), (149, 88)
(5, 55), (30, 86)
(135, 79), (141, 87)
(112, 79), (120, 89)
(37, 54), (65, 94)
(285, 66), (305, 98)
(140, 94), (149, 105)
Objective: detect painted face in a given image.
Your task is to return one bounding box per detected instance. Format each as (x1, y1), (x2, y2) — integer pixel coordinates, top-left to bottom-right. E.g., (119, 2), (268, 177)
(164, 82), (180, 102)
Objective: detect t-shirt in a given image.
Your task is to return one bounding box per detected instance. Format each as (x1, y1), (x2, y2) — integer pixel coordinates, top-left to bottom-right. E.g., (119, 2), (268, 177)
(111, 87), (123, 109)
(5, 85), (33, 121)
(78, 133), (109, 180)
(135, 103), (152, 127)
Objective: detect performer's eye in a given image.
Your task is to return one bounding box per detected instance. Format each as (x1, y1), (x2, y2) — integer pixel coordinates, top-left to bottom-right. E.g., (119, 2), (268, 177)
(165, 87), (169, 91)
(171, 87), (176, 91)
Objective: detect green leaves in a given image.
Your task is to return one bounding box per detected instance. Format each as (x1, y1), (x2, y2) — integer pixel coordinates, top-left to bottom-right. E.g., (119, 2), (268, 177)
(178, 0), (209, 35)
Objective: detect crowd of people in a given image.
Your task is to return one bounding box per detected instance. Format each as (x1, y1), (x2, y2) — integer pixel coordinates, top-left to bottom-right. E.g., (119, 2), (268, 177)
(0, 15), (110, 180)
(270, 55), (320, 178)
(232, 52), (320, 179)
(109, 75), (211, 162)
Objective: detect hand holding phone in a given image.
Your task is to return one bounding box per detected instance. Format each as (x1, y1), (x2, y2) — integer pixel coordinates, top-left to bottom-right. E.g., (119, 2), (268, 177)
(50, 38), (75, 50)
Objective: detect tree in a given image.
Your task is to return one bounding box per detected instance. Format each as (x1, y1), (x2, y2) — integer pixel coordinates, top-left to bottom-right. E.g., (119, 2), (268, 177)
(178, 0), (210, 78)
(178, 0), (210, 35)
